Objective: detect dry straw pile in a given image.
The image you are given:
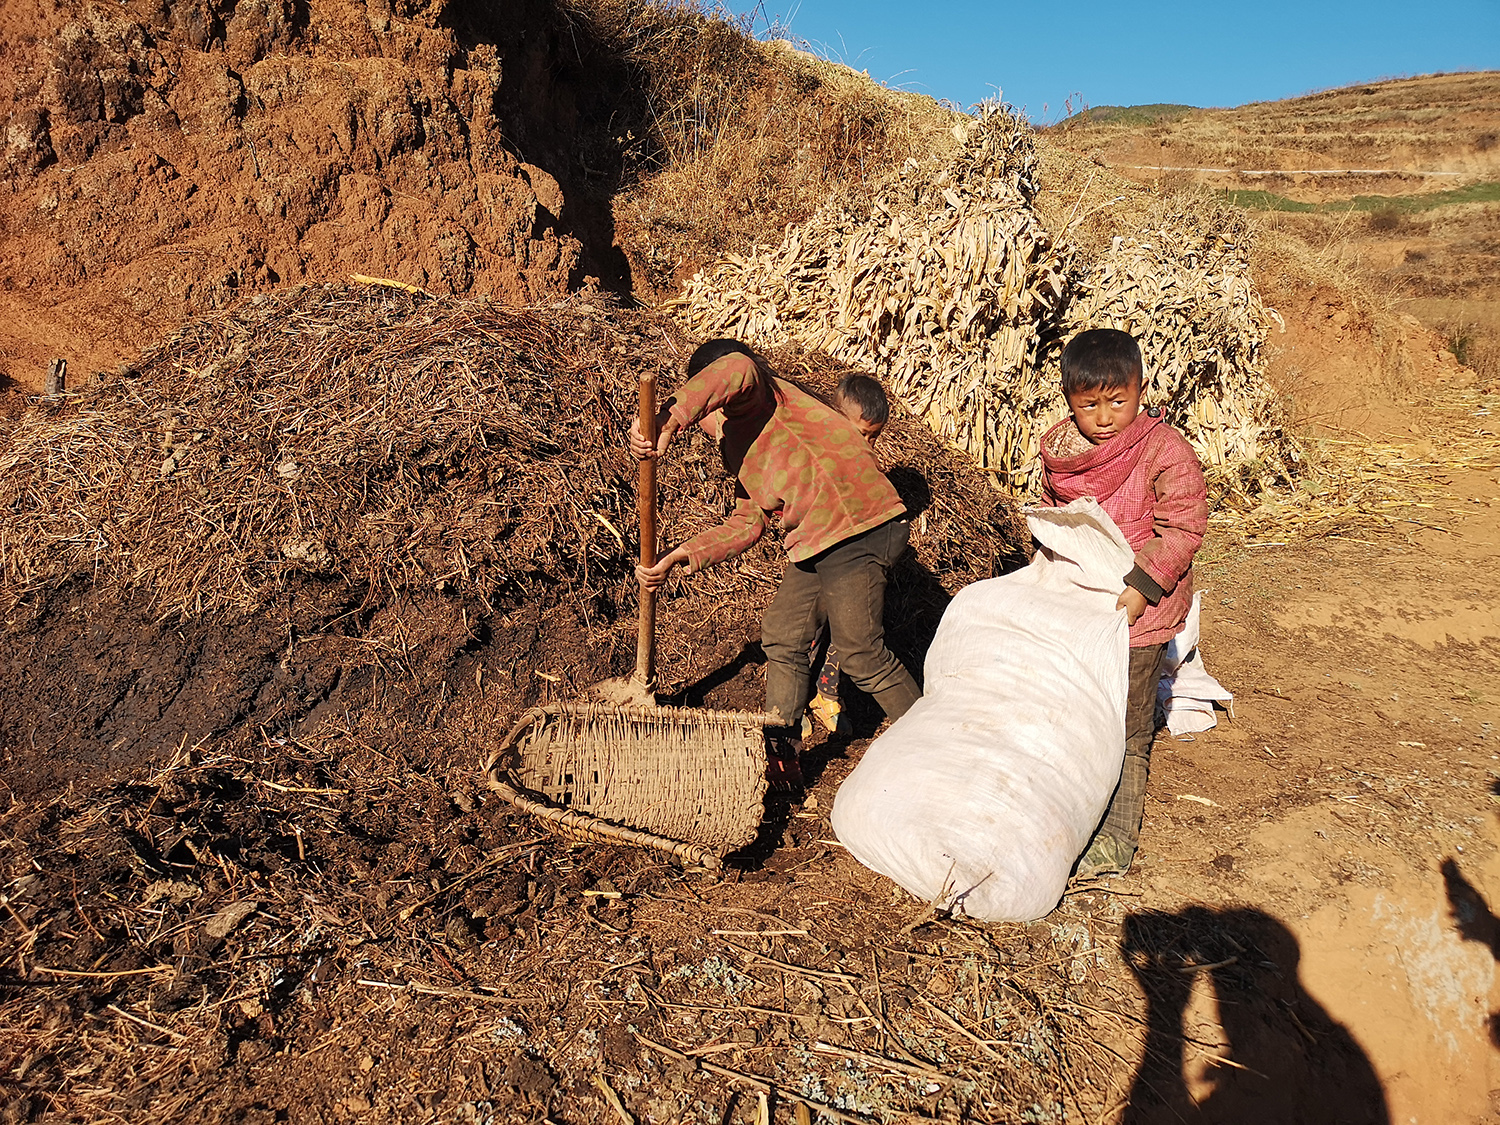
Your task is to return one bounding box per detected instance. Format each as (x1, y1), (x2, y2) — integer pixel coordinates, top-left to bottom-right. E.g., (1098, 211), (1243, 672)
(1053, 207), (1292, 485)
(0, 285), (1020, 626)
(0, 288), (659, 619)
(672, 105), (1296, 494)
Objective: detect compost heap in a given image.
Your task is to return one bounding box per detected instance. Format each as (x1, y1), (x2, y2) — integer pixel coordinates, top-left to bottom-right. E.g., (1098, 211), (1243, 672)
(0, 283), (1025, 776)
(672, 105), (1296, 494)
(0, 285), (1094, 1125)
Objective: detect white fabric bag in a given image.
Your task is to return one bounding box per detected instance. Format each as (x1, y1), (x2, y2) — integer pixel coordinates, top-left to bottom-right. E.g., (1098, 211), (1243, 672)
(1157, 593), (1233, 737)
(831, 498), (1132, 922)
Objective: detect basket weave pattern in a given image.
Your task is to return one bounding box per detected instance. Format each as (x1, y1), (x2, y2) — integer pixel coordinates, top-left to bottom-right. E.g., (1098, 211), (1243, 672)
(489, 703), (772, 857)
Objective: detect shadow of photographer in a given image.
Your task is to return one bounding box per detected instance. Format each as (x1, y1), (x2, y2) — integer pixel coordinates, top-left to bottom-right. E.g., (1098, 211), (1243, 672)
(1121, 906), (1389, 1124)
(1439, 776), (1500, 1048)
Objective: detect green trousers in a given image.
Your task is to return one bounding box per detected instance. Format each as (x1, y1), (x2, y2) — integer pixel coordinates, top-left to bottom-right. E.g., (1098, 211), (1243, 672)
(760, 518), (920, 729)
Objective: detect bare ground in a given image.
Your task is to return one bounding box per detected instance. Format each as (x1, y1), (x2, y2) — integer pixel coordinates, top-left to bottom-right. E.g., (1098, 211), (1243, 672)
(2, 317), (1498, 1125)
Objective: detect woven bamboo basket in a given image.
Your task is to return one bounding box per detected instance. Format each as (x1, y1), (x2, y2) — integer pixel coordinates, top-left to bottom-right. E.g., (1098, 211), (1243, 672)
(482, 702), (776, 868)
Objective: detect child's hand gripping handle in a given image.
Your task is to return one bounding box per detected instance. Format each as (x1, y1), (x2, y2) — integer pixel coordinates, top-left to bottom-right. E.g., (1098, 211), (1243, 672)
(635, 373), (657, 689)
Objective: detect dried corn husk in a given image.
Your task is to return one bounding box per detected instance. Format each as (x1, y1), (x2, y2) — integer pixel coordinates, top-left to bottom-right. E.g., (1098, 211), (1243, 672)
(1049, 216), (1294, 494)
(670, 103), (1297, 495)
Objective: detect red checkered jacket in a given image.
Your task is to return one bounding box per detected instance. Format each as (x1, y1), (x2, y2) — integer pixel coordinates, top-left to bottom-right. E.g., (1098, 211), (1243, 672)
(667, 353), (905, 572)
(1040, 408), (1208, 646)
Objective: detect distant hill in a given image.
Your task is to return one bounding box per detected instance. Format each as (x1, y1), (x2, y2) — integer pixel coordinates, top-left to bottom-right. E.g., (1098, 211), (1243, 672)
(1048, 71), (1500, 197)
(1056, 103), (1195, 127)
(1045, 71), (1500, 382)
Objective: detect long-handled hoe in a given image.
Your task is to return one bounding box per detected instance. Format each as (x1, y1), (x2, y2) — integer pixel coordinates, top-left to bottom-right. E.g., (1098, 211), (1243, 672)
(483, 373), (773, 868)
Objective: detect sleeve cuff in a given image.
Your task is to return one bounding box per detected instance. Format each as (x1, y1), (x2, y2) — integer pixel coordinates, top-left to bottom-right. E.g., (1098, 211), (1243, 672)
(1124, 563), (1165, 605)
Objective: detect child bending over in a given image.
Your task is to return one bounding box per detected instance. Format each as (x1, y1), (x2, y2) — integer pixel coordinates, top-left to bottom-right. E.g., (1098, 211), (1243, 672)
(631, 341), (920, 767)
(1041, 329), (1208, 878)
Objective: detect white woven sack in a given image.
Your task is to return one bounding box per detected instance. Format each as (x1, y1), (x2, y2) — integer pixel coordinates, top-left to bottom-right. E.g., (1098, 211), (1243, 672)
(831, 497), (1132, 922)
(1156, 593), (1234, 737)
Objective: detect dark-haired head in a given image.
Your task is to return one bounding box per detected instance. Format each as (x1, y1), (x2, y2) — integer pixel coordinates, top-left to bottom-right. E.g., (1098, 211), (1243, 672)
(687, 338), (759, 378)
(835, 372), (889, 444)
(1060, 328), (1143, 396)
(835, 373), (889, 426)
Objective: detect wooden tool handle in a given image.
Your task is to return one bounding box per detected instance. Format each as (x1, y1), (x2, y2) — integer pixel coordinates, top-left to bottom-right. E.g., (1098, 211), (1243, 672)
(635, 373), (657, 688)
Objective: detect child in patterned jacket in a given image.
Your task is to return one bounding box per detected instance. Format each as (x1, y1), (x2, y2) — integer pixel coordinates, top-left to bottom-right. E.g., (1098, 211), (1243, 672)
(1040, 329), (1208, 878)
(631, 340), (920, 767)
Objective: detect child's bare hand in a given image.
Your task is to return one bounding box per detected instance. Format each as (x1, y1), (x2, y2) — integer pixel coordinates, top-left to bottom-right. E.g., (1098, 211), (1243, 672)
(635, 547), (688, 589)
(627, 416), (653, 458)
(1116, 587), (1148, 625)
(628, 412), (679, 459)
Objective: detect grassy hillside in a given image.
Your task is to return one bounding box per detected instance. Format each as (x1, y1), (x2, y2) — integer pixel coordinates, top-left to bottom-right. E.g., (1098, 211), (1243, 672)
(611, 34), (960, 297)
(1047, 72), (1500, 382)
(1062, 103), (1196, 127)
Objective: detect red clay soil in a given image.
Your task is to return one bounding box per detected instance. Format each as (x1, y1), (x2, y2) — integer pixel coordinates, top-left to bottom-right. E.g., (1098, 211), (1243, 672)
(0, 0), (667, 392)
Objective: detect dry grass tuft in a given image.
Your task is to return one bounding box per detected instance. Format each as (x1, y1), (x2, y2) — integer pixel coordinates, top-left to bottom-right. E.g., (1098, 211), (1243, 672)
(0, 284), (1020, 627)
(1217, 385), (1500, 547)
(1437, 316), (1500, 386)
(602, 7), (959, 294)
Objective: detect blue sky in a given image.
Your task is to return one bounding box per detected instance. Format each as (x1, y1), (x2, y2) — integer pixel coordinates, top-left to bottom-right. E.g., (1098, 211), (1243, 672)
(757, 1), (1500, 121)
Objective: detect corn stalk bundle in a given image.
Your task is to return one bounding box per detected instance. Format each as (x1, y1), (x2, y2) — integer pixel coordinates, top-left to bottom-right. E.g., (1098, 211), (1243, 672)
(672, 104), (1299, 495)
(1053, 216), (1295, 494)
(671, 105), (1070, 487)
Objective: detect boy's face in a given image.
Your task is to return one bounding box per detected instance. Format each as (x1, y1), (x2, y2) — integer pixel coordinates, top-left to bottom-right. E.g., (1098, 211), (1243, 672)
(837, 397), (884, 445)
(1065, 379), (1143, 445)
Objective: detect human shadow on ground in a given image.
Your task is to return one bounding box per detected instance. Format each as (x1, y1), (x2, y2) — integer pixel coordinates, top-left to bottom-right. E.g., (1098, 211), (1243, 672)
(1439, 781), (1500, 1045)
(1441, 857), (1500, 964)
(1121, 907), (1389, 1125)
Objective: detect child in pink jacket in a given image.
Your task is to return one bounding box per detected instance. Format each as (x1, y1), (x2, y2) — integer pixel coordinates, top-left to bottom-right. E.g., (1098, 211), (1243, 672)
(1040, 329), (1208, 878)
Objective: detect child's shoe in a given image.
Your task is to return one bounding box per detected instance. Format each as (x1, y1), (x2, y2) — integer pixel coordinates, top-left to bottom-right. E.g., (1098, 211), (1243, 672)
(807, 690), (847, 734)
(765, 731), (804, 791)
(1075, 834), (1134, 879)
